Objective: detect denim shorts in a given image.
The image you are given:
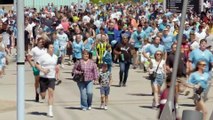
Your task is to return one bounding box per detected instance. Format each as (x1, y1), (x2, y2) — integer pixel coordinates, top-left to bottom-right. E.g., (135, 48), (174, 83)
(100, 86), (110, 96)
(151, 73), (165, 86)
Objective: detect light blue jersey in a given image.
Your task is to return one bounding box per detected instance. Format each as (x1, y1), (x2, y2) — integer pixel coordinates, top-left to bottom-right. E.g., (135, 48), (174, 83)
(143, 26), (153, 37)
(131, 31), (147, 48)
(162, 35), (176, 52)
(73, 41), (84, 59)
(84, 37), (94, 52)
(189, 49), (213, 72)
(188, 71), (210, 90)
(145, 44), (166, 57)
(53, 39), (60, 56)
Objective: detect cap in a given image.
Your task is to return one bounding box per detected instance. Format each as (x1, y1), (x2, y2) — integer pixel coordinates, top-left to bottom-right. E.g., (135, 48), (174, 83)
(56, 24), (63, 30)
(122, 33), (129, 38)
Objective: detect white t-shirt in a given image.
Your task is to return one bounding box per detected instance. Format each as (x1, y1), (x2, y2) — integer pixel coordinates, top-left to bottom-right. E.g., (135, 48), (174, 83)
(195, 31), (206, 43)
(37, 53), (58, 78)
(29, 46), (47, 62)
(150, 59), (165, 74)
(190, 41), (199, 50)
(57, 33), (68, 49)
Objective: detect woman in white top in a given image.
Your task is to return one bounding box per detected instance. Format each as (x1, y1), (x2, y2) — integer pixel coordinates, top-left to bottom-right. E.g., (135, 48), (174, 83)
(149, 50), (166, 108)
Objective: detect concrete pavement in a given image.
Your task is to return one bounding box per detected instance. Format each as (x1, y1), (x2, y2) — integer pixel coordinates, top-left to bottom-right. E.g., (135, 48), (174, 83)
(0, 57), (213, 120)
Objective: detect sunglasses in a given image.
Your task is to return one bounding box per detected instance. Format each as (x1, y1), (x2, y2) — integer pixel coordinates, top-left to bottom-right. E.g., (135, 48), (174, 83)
(156, 53), (162, 56)
(199, 63), (206, 66)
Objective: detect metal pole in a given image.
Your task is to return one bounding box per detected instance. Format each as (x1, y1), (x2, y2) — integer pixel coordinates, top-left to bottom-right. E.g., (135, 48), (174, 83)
(16, 0), (25, 119)
(163, 0), (166, 12)
(200, 0), (204, 12)
(160, 0), (188, 119)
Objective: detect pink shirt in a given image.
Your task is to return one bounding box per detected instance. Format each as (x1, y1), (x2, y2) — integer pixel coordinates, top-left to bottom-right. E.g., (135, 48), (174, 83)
(61, 22), (70, 32)
(73, 59), (99, 81)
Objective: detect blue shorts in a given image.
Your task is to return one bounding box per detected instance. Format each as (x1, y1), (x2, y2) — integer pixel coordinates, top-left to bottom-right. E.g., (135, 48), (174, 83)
(100, 86), (110, 96)
(151, 73), (165, 86)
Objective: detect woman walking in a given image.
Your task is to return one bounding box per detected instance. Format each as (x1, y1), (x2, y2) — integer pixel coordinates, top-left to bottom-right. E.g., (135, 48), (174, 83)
(72, 50), (99, 111)
(149, 50), (166, 108)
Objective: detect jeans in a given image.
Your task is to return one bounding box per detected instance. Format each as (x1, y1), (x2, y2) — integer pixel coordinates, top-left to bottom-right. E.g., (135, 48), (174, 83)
(119, 62), (130, 85)
(77, 81), (93, 109)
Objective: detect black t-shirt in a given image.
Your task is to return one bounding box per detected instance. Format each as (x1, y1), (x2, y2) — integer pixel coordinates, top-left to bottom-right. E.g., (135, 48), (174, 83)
(115, 43), (133, 63)
(166, 52), (186, 77)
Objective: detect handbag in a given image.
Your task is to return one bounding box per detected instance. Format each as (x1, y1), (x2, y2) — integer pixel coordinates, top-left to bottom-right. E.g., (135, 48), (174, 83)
(149, 60), (161, 80)
(73, 61), (84, 82)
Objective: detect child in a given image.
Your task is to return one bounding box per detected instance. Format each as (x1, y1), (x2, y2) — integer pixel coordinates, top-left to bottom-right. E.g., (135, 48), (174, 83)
(102, 44), (112, 73)
(99, 63), (112, 110)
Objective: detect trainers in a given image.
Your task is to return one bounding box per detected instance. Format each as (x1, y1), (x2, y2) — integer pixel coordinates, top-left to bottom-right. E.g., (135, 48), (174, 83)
(47, 110), (53, 117)
(100, 104), (104, 109)
(55, 80), (62, 85)
(82, 108), (87, 111)
(88, 107), (92, 110)
(104, 106), (108, 110)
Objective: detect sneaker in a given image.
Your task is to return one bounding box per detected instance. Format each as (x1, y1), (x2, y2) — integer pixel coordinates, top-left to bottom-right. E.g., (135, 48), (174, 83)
(55, 80), (62, 85)
(47, 110), (53, 117)
(100, 104), (104, 109)
(88, 107), (92, 110)
(40, 98), (45, 103)
(104, 106), (108, 110)
(82, 108), (87, 111)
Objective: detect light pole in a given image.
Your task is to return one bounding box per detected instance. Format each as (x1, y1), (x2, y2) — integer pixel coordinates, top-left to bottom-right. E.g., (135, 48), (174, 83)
(16, 0), (25, 119)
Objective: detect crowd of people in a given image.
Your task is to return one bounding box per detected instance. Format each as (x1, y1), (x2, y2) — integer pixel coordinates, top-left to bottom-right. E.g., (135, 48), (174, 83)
(0, 0), (213, 119)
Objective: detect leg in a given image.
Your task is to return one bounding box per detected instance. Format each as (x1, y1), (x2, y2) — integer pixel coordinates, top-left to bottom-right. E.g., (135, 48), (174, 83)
(77, 82), (88, 109)
(100, 86), (105, 108)
(34, 75), (40, 102)
(153, 84), (159, 107)
(123, 62), (130, 86)
(196, 100), (208, 120)
(119, 62), (125, 86)
(39, 77), (48, 100)
(47, 79), (55, 117)
(86, 81), (93, 108)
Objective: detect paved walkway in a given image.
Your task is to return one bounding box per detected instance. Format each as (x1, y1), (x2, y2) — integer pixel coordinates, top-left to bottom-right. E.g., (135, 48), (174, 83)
(0, 56), (213, 120)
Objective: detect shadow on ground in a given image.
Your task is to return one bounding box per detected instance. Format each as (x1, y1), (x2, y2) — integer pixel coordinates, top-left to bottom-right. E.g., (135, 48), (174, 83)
(139, 105), (154, 109)
(179, 103), (195, 107)
(127, 93), (152, 96)
(27, 111), (47, 116)
(65, 106), (82, 110)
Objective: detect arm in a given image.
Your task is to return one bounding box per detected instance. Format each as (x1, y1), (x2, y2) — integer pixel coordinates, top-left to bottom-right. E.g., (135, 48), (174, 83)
(35, 62), (49, 75)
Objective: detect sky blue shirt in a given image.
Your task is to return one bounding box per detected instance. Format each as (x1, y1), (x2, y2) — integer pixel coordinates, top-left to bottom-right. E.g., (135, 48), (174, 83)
(73, 41), (84, 59)
(188, 71), (210, 90)
(145, 44), (166, 57)
(162, 35), (176, 52)
(84, 37), (94, 52)
(131, 31), (147, 48)
(189, 49), (213, 72)
(53, 39), (60, 56)
(143, 26), (153, 37)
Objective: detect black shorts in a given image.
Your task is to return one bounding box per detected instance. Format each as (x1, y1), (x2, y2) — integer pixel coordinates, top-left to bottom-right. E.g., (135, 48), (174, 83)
(39, 77), (56, 93)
